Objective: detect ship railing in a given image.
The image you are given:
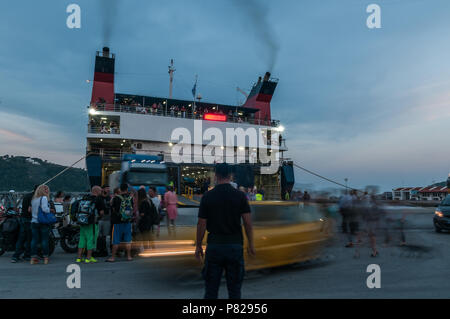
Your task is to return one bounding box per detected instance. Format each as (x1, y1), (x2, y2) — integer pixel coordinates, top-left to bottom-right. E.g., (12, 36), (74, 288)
(88, 149), (125, 160)
(90, 103), (280, 127)
(87, 125), (120, 135)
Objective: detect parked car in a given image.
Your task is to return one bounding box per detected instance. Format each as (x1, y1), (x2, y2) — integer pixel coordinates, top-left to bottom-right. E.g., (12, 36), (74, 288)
(433, 195), (450, 232)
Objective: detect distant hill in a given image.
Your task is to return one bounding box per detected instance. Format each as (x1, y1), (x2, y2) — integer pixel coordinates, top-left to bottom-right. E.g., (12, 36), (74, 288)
(431, 181), (446, 187)
(0, 155), (90, 192)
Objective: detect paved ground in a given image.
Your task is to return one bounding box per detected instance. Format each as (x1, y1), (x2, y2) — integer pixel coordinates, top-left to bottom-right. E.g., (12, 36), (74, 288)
(0, 205), (448, 299)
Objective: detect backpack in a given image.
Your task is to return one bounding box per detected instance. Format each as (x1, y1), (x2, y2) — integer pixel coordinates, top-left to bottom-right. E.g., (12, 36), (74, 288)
(70, 200), (80, 222)
(118, 195), (133, 222)
(76, 199), (97, 225)
(149, 200), (160, 225)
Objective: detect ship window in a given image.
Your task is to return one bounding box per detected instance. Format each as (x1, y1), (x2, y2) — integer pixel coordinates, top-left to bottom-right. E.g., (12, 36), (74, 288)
(88, 115), (120, 134)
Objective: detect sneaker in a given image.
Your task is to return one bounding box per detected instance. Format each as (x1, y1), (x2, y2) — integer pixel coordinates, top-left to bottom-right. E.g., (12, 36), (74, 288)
(11, 258), (18, 263)
(30, 258), (39, 265)
(76, 258), (84, 263)
(85, 257), (98, 264)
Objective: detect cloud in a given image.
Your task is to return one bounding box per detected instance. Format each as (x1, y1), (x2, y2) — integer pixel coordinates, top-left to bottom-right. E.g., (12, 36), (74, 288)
(0, 111), (85, 167)
(0, 128), (33, 143)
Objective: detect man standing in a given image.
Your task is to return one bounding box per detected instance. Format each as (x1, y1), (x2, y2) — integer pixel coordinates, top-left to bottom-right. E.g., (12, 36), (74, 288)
(98, 185), (111, 255)
(106, 183), (134, 262)
(11, 185), (37, 263)
(195, 163), (255, 299)
(76, 186), (105, 263)
(339, 190), (353, 234)
(149, 187), (162, 237)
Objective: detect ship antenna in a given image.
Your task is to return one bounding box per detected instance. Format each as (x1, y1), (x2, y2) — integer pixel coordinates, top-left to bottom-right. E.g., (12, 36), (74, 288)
(168, 59), (176, 99)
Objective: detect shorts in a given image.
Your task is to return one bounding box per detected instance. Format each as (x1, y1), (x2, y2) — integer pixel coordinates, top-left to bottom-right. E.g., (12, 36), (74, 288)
(112, 223), (132, 245)
(78, 224), (99, 250)
(98, 220), (111, 237)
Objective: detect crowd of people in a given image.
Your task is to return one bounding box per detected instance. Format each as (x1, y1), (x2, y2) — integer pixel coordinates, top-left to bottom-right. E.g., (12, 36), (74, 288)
(88, 117), (119, 134)
(237, 186), (265, 201)
(338, 190), (406, 258)
(5, 183), (179, 265)
(93, 98), (278, 126)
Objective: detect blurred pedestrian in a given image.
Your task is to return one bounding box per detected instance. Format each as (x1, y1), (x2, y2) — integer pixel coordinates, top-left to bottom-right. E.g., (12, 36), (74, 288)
(62, 194), (72, 227)
(303, 191), (311, 201)
(344, 190), (360, 248)
(195, 163), (255, 299)
(98, 185), (111, 255)
(137, 188), (159, 249)
(355, 193), (380, 257)
(149, 187), (162, 236)
(339, 191), (352, 234)
(164, 186), (178, 228)
(54, 191), (64, 203)
(248, 188), (256, 201)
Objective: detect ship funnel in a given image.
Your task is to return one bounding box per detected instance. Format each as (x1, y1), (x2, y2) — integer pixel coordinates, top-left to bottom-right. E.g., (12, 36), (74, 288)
(242, 72), (279, 124)
(91, 47), (115, 109)
(102, 46), (110, 57)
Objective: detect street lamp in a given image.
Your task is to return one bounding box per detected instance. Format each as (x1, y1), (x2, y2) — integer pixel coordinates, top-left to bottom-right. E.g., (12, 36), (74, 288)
(344, 178), (348, 194)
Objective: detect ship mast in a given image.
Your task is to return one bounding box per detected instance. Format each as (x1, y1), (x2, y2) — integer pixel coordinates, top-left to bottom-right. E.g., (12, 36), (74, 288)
(168, 59), (176, 99)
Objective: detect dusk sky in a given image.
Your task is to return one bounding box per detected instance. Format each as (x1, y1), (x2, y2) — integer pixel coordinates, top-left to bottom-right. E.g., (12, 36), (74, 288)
(0, 0), (449, 192)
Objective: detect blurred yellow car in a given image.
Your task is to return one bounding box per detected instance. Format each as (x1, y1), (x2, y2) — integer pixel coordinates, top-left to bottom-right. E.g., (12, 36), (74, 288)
(139, 201), (332, 271)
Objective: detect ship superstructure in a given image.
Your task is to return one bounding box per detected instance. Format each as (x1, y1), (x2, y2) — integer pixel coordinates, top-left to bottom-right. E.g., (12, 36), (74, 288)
(86, 47), (294, 199)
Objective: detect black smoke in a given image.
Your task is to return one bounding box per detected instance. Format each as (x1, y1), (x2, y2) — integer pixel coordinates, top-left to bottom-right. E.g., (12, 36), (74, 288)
(100, 0), (119, 46)
(231, 0), (280, 71)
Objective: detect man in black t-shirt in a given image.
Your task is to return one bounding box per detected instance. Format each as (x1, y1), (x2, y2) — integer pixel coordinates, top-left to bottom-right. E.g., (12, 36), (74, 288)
(196, 163), (255, 299)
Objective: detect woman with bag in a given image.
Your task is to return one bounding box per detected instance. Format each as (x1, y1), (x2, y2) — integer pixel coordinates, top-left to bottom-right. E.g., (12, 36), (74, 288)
(30, 185), (54, 265)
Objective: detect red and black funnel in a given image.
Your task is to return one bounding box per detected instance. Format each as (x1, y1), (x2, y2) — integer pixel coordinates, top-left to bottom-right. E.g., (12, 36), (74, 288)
(242, 72), (278, 123)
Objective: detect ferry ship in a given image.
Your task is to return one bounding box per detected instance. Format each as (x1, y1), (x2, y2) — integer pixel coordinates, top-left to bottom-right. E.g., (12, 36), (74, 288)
(85, 47), (294, 200)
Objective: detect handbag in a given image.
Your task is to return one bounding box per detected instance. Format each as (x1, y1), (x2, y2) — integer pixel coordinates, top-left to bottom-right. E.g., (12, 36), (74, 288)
(37, 197), (57, 225)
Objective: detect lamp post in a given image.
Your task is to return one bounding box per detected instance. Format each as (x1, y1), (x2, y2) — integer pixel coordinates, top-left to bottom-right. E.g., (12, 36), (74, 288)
(344, 178), (348, 195)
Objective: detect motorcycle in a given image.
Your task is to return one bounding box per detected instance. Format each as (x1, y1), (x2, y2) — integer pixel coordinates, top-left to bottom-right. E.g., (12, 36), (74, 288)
(0, 209), (55, 257)
(52, 208), (80, 254)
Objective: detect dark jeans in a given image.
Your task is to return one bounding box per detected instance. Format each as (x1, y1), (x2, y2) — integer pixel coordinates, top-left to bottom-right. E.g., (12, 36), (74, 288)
(202, 244), (245, 299)
(30, 223), (50, 258)
(12, 217), (32, 259)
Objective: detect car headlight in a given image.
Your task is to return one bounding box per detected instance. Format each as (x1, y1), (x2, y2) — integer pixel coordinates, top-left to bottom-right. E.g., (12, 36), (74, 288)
(435, 210), (444, 218)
